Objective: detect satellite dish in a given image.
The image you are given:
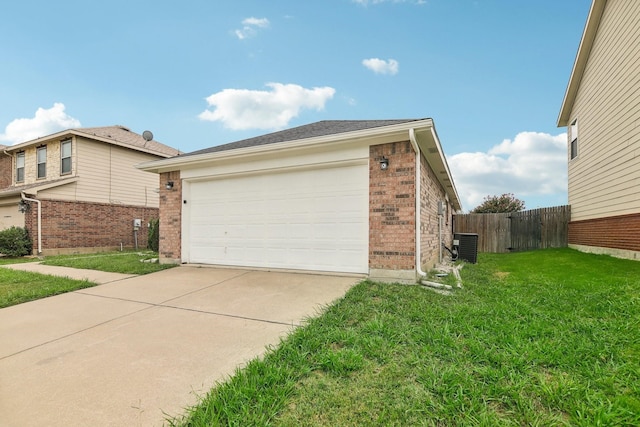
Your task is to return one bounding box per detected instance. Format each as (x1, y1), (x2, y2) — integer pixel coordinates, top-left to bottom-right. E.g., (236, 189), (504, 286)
(142, 130), (154, 141)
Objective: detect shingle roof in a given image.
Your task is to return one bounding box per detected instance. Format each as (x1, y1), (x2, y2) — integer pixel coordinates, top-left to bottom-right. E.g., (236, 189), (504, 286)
(74, 126), (180, 157)
(184, 119), (423, 157)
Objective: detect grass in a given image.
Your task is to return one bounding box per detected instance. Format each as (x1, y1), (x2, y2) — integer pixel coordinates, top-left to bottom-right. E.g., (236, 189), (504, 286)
(0, 250), (175, 308)
(41, 250), (176, 275)
(0, 269), (95, 308)
(169, 248), (640, 426)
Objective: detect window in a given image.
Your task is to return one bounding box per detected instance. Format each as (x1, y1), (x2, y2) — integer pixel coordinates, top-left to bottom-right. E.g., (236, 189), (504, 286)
(16, 152), (25, 182)
(37, 146), (47, 179)
(570, 119), (578, 160)
(61, 140), (72, 175)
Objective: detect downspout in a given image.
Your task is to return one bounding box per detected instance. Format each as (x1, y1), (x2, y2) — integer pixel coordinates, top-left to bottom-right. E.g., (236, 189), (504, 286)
(21, 192), (42, 255)
(409, 129), (427, 278)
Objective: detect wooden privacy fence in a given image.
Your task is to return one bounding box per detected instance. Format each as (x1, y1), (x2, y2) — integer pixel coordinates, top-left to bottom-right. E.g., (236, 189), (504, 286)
(453, 205), (571, 253)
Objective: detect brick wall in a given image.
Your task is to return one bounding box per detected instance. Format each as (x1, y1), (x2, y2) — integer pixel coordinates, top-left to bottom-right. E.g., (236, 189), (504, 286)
(419, 155), (454, 269)
(159, 171), (182, 263)
(369, 141), (416, 271)
(569, 213), (640, 252)
(0, 152), (11, 189)
(23, 198), (157, 254)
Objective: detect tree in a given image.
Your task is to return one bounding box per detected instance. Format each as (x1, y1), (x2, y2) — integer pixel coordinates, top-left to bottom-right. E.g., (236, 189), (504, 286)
(471, 193), (525, 213)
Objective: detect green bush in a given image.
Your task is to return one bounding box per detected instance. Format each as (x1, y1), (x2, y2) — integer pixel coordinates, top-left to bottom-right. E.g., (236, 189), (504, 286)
(0, 226), (32, 257)
(147, 218), (159, 252)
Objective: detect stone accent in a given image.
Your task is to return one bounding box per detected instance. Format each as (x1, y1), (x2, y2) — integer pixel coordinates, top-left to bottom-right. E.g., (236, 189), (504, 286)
(569, 213), (640, 257)
(0, 152), (11, 189)
(159, 171), (182, 264)
(369, 141), (416, 273)
(23, 198), (157, 255)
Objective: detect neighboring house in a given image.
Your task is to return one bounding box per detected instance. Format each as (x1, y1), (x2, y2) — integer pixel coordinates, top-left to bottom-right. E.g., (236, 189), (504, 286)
(0, 126), (180, 255)
(558, 0), (640, 260)
(138, 119), (462, 283)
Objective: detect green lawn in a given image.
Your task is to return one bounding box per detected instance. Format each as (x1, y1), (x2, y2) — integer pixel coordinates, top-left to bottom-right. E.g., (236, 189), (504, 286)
(0, 251), (174, 308)
(170, 248), (640, 426)
(41, 250), (176, 275)
(0, 269), (95, 308)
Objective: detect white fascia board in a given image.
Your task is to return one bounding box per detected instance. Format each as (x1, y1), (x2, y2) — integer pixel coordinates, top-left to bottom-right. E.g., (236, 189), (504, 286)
(137, 119), (435, 174)
(5, 130), (76, 151)
(414, 126), (462, 212)
(557, 0), (607, 127)
(7, 130), (173, 159)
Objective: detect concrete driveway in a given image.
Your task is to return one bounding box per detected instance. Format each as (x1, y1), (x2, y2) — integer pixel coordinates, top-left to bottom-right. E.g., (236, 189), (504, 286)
(0, 265), (358, 426)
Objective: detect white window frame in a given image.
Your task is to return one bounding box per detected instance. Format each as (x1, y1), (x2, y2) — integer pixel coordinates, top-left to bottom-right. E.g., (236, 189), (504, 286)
(60, 140), (72, 175)
(37, 146), (47, 179)
(16, 151), (25, 183)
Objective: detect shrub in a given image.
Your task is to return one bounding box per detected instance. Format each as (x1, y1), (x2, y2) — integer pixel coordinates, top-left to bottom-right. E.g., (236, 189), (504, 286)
(0, 226), (32, 257)
(147, 218), (159, 252)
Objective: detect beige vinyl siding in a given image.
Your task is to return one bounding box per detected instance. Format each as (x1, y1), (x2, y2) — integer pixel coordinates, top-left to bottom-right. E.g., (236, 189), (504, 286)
(0, 200), (24, 230)
(42, 137), (160, 207)
(568, 0), (640, 221)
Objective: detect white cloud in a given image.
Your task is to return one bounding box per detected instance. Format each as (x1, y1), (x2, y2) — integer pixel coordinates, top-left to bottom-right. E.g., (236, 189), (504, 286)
(0, 103), (81, 145)
(447, 131), (568, 211)
(362, 58), (399, 75)
(235, 17), (270, 40)
(198, 83), (336, 130)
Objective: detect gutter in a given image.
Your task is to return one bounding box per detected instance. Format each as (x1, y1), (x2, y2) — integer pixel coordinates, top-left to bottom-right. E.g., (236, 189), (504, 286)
(409, 128), (427, 278)
(21, 193), (42, 255)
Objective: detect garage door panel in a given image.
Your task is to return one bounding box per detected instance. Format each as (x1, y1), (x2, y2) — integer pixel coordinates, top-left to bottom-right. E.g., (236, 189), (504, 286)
(186, 163), (368, 273)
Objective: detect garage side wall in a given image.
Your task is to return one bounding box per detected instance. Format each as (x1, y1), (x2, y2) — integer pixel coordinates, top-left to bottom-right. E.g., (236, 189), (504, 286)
(420, 154), (454, 269)
(369, 141), (416, 283)
(159, 171), (182, 264)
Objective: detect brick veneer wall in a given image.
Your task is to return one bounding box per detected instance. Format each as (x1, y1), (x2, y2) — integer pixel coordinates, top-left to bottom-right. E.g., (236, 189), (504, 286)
(23, 198), (157, 254)
(0, 153), (11, 189)
(569, 213), (640, 252)
(419, 154), (454, 269)
(158, 171), (182, 263)
(369, 141), (416, 271)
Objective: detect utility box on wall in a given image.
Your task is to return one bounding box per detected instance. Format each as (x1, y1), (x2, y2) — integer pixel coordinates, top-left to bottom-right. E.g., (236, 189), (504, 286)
(454, 232), (478, 264)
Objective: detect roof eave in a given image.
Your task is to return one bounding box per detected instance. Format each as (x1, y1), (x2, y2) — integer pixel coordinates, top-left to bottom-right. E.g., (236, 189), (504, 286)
(0, 177), (79, 198)
(414, 127), (463, 212)
(137, 119), (435, 174)
(5, 130), (76, 151)
(557, 0), (607, 127)
(4, 129), (175, 158)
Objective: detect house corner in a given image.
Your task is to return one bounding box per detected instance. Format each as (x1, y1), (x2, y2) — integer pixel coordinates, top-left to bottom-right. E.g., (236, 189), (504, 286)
(159, 171), (182, 264)
(368, 141), (418, 284)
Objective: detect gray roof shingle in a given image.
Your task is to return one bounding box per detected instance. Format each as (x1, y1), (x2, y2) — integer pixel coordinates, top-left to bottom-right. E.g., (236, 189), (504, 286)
(74, 125), (180, 157)
(184, 119), (423, 157)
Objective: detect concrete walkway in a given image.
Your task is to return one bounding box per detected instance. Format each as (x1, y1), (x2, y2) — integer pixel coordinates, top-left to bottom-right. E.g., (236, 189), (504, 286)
(0, 264), (359, 426)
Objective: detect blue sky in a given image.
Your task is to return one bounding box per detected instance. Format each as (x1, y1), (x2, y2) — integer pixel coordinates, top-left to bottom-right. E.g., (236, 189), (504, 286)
(0, 0), (591, 211)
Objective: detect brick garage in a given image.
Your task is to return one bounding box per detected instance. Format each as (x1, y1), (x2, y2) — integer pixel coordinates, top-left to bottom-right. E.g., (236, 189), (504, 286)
(142, 119), (461, 283)
(23, 198), (158, 255)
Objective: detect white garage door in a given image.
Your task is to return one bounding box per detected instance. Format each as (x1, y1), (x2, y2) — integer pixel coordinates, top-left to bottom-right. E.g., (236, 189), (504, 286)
(185, 162), (369, 273)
